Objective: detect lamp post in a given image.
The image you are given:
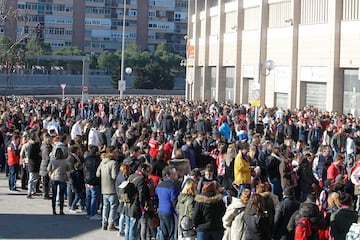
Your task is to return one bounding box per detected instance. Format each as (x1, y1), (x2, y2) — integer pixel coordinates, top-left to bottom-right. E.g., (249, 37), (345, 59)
(180, 59), (187, 100)
(119, 0), (127, 100)
(125, 67), (132, 87)
(254, 0), (275, 125)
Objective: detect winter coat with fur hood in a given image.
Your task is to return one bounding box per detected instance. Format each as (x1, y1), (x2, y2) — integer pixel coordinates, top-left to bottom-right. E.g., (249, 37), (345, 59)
(193, 192), (226, 233)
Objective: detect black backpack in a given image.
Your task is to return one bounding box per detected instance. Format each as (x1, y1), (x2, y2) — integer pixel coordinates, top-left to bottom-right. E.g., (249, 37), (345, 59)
(118, 175), (141, 204)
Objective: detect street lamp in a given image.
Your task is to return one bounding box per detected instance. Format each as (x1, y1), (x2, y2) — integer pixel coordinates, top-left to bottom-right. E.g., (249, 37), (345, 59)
(264, 59), (275, 76)
(119, 0), (127, 100)
(125, 67), (132, 88)
(125, 67), (132, 75)
(180, 59), (187, 67)
(180, 59), (187, 99)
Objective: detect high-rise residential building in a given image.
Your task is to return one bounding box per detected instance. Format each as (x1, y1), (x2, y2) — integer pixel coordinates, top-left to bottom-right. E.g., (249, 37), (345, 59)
(1, 0), (188, 54)
(186, 0), (360, 114)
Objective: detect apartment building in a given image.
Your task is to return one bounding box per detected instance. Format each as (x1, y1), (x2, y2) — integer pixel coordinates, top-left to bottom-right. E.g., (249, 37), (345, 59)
(187, 0), (360, 114)
(1, 0), (187, 54)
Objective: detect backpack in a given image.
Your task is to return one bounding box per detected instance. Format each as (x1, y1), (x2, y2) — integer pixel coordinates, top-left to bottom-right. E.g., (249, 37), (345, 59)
(179, 199), (196, 237)
(295, 217), (312, 240)
(118, 175), (141, 204)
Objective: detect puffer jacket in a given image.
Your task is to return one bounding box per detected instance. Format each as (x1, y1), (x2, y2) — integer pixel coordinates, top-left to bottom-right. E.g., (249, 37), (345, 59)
(47, 158), (70, 182)
(193, 193), (226, 232)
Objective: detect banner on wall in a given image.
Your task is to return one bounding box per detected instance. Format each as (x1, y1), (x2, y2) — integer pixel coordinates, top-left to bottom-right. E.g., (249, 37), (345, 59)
(187, 40), (195, 59)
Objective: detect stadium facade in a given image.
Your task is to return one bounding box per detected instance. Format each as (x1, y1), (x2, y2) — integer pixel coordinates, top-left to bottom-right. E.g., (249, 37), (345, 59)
(186, 0), (360, 114)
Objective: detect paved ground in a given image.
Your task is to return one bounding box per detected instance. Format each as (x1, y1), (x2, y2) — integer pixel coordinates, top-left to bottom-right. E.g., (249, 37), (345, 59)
(0, 175), (124, 240)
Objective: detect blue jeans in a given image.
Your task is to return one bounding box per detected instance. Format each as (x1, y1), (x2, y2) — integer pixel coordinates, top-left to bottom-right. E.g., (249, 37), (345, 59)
(197, 231), (223, 240)
(102, 193), (118, 225)
(125, 216), (139, 240)
(28, 172), (39, 195)
(118, 213), (125, 232)
(158, 211), (175, 240)
(86, 185), (100, 217)
(237, 184), (251, 198)
(71, 191), (85, 210)
(51, 180), (66, 211)
(67, 183), (74, 207)
(8, 165), (18, 190)
(269, 177), (283, 200)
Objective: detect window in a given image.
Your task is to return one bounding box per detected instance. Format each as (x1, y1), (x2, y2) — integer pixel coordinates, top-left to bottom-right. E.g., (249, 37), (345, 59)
(269, 1), (291, 28)
(149, 10), (156, 17)
(301, 0), (328, 24)
(343, 0), (360, 20)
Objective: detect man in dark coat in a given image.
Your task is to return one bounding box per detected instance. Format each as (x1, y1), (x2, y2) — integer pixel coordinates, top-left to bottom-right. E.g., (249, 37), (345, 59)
(26, 132), (42, 199)
(124, 163), (151, 240)
(83, 145), (101, 219)
(287, 194), (328, 240)
(161, 113), (175, 142)
(273, 186), (300, 240)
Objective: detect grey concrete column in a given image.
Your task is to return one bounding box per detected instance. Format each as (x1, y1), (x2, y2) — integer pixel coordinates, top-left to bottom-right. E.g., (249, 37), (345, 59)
(258, 0), (269, 105)
(289, 0), (300, 109)
(202, 0), (211, 101)
(192, 0), (201, 100)
(216, 0), (225, 102)
(327, 0), (343, 112)
(235, 0), (244, 104)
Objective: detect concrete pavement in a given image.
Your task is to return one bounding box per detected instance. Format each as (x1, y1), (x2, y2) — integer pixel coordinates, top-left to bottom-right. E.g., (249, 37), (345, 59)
(0, 175), (124, 240)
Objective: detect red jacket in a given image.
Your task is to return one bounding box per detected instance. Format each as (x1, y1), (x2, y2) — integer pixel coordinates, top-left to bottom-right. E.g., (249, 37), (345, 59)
(149, 138), (159, 158)
(327, 162), (346, 183)
(7, 142), (20, 166)
(163, 141), (173, 164)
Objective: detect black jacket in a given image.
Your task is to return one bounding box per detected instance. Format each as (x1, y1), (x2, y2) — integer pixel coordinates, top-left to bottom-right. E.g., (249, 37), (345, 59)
(27, 140), (42, 173)
(83, 153), (101, 186)
(243, 206), (271, 240)
(273, 196), (300, 239)
(70, 169), (85, 193)
(287, 201), (328, 240)
(124, 172), (150, 219)
(161, 114), (175, 133)
(192, 193), (226, 232)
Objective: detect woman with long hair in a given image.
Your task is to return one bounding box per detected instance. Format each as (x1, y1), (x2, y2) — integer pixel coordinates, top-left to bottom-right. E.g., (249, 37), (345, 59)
(243, 194), (271, 240)
(176, 181), (197, 240)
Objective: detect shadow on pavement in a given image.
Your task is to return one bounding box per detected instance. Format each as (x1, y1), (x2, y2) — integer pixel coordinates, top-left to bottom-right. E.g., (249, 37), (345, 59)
(0, 213), (101, 239)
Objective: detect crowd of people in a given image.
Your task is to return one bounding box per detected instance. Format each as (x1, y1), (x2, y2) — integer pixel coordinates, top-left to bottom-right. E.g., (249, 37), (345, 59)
(1, 95), (360, 240)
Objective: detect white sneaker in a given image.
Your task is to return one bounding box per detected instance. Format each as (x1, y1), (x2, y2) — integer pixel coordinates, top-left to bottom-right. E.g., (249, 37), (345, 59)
(78, 208), (86, 213)
(90, 214), (102, 220)
(69, 209), (77, 213)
